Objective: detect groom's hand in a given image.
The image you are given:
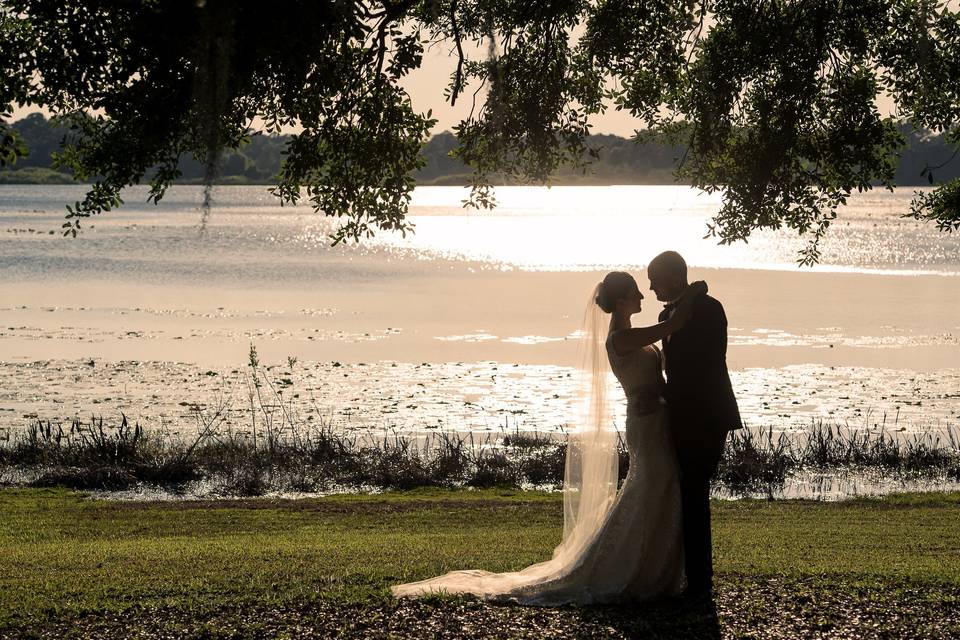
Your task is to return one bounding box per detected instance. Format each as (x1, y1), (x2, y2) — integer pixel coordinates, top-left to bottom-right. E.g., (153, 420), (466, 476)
(674, 281), (708, 310)
(668, 281), (708, 327)
(688, 280), (708, 297)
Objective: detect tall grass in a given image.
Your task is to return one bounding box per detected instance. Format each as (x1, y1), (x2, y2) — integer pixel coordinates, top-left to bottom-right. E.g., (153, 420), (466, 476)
(0, 418), (571, 495)
(717, 423), (960, 495)
(2, 418), (958, 497)
(1, 349), (957, 496)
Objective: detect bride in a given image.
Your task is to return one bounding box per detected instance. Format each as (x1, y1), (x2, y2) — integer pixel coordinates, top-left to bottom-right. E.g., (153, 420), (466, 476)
(392, 271), (707, 605)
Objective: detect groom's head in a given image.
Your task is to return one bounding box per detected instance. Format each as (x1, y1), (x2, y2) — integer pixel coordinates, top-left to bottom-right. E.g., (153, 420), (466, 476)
(647, 251), (688, 302)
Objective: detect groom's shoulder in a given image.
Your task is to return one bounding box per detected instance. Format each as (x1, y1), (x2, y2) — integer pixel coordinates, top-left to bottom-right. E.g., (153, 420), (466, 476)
(696, 293), (726, 320)
(697, 292), (723, 310)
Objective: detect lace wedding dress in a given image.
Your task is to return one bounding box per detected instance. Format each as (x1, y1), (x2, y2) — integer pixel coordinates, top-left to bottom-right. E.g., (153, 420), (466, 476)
(391, 339), (685, 605)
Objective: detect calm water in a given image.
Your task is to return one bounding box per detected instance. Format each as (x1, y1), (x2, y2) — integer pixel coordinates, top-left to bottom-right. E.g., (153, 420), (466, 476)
(1, 184), (957, 438)
(3, 184), (957, 499)
(1, 184), (958, 281)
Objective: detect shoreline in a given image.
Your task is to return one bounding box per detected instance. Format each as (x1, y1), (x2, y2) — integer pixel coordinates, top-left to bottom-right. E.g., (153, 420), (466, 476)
(0, 171), (946, 188)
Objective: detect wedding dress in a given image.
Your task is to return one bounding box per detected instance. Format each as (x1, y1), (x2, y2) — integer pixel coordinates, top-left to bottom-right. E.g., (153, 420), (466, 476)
(391, 336), (686, 605)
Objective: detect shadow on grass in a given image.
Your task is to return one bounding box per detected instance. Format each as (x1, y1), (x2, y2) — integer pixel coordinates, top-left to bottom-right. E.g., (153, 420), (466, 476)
(0, 595), (722, 640)
(8, 575), (960, 639)
(565, 596), (721, 639)
(365, 592), (722, 639)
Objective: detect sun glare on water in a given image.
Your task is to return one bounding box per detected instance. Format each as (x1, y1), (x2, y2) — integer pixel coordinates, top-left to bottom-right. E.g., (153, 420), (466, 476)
(360, 185), (958, 275)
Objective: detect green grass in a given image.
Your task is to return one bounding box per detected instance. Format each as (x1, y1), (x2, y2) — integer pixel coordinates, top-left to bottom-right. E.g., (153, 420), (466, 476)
(1, 489), (959, 639)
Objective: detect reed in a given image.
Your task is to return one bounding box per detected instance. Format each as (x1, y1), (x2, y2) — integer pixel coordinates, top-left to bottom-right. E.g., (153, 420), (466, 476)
(718, 422), (960, 495)
(1, 357), (956, 496)
(2, 416), (958, 496)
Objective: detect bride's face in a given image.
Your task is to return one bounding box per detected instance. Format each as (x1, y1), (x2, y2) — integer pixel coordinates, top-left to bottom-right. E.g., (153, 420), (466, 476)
(617, 290), (643, 315)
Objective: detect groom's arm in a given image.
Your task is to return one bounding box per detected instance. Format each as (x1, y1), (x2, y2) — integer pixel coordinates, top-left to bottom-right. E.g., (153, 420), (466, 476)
(684, 296), (728, 366)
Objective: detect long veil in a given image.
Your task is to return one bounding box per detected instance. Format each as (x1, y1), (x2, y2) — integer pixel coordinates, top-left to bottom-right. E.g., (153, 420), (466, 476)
(558, 283), (619, 557)
(391, 283), (619, 602)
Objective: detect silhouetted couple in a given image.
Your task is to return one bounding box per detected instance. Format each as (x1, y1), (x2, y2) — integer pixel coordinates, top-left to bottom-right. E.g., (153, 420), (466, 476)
(393, 250), (741, 606)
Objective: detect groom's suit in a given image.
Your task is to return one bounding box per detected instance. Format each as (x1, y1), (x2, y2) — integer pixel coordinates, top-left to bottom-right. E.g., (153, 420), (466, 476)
(659, 292), (741, 593)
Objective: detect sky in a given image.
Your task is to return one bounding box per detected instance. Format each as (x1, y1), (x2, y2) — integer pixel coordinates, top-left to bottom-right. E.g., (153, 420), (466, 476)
(9, 39), (644, 137)
(8, 44), (896, 139)
(12, 2), (960, 139)
(399, 37), (646, 136)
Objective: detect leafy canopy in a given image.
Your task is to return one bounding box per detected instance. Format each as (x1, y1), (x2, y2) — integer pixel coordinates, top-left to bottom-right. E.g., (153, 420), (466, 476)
(2, 0), (959, 262)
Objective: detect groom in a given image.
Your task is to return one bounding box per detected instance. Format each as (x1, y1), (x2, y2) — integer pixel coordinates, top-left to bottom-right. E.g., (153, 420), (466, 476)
(649, 251), (742, 597)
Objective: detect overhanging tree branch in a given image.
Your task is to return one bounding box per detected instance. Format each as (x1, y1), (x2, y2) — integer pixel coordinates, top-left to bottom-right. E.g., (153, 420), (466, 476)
(1, 0), (957, 260)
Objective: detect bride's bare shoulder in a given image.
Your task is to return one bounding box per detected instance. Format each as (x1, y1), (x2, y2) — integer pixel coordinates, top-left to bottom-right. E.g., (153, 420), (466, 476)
(607, 329), (640, 359)
(642, 344), (660, 356)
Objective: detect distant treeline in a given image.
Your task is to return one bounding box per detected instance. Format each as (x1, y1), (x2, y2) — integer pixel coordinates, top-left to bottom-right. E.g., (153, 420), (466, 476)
(2, 112), (958, 186)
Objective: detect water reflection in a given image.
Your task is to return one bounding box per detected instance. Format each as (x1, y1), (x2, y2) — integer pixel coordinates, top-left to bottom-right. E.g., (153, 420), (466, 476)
(2, 184), (957, 276)
(386, 186), (958, 274)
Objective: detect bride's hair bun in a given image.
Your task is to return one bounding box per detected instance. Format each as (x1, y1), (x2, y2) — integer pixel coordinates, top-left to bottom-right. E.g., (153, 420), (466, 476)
(595, 271), (639, 313)
(594, 282), (610, 312)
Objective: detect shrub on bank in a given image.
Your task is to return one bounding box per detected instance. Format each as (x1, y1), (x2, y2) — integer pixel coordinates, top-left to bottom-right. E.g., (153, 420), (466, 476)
(2, 416), (958, 497)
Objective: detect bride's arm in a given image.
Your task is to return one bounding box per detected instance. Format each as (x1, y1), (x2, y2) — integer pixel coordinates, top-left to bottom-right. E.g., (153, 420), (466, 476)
(609, 317), (682, 356)
(609, 281), (708, 356)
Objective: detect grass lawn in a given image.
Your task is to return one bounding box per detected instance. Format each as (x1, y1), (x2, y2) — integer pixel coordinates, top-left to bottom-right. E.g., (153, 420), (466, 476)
(1, 488), (959, 639)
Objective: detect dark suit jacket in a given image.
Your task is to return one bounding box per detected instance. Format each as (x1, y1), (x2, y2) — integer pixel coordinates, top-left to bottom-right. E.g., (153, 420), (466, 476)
(659, 293), (742, 435)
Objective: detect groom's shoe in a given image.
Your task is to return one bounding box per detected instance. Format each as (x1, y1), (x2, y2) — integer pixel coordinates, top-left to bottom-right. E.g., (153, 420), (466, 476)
(681, 584), (714, 604)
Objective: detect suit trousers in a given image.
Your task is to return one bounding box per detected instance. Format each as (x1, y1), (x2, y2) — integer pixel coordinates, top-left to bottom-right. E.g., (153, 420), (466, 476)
(673, 426), (728, 593)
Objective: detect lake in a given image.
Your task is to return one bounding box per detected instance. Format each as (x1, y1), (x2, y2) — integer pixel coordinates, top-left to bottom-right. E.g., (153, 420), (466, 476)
(0, 184), (957, 446)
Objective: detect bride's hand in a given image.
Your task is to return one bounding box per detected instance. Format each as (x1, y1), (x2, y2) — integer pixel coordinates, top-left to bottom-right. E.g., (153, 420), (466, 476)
(676, 281), (707, 310)
(668, 281), (707, 328)
(686, 280), (708, 298)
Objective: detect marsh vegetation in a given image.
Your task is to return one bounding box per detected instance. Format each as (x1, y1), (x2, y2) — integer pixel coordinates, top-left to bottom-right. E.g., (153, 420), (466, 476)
(3, 413), (957, 499)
